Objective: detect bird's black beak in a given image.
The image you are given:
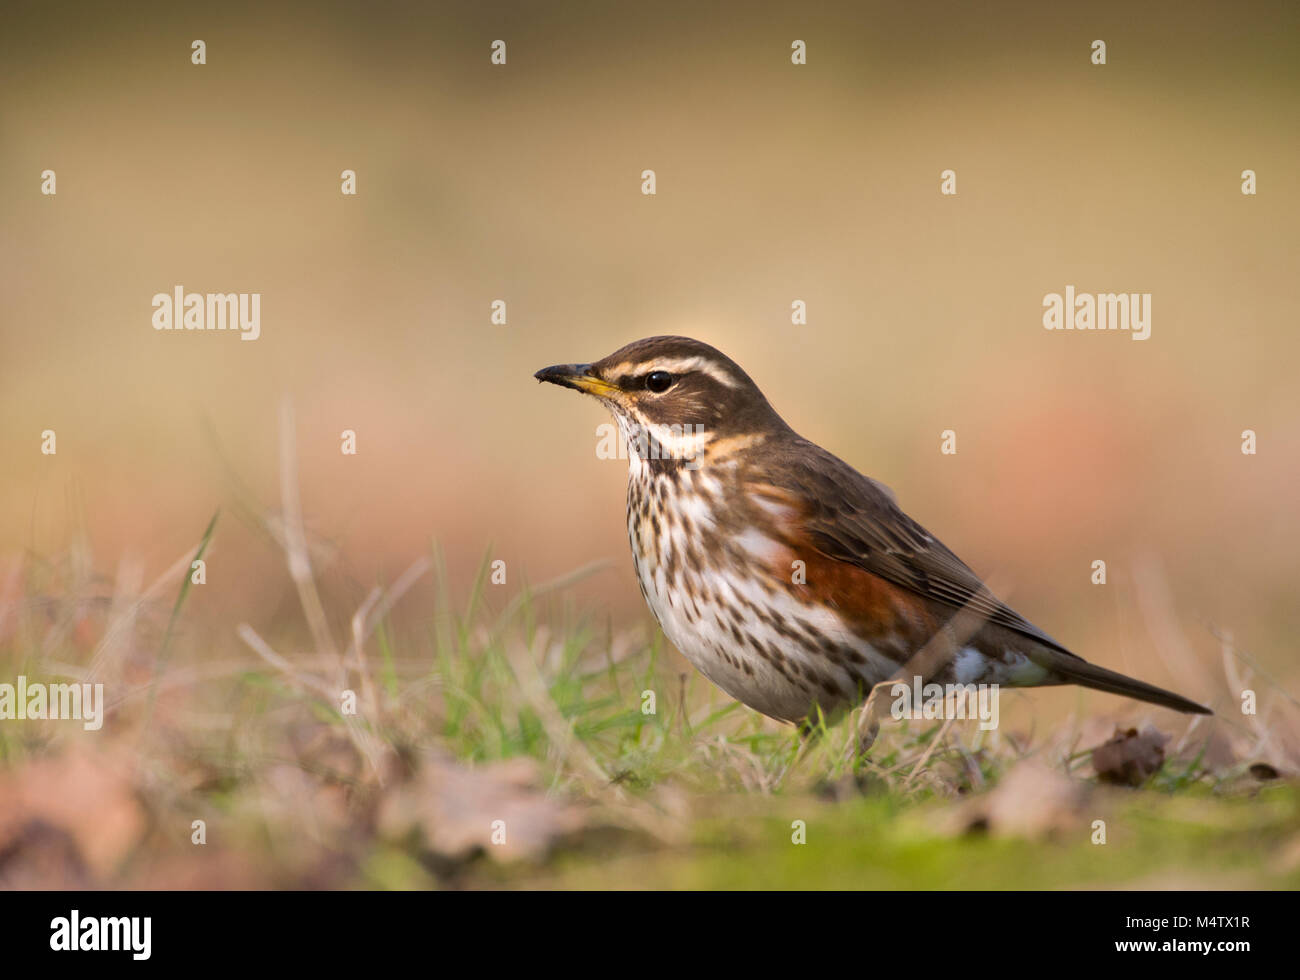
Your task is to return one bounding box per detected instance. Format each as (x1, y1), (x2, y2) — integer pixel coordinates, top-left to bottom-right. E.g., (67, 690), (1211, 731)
(533, 363), (617, 396)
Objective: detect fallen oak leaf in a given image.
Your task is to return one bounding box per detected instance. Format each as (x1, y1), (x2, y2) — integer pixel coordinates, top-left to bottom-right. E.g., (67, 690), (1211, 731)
(938, 760), (1090, 839)
(1092, 726), (1168, 787)
(377, 751), (587, 866)
(0, 748), (146, 883)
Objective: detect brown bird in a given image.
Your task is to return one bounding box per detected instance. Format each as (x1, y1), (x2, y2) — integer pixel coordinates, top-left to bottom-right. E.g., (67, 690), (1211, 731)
(535, 336), (1211, 725)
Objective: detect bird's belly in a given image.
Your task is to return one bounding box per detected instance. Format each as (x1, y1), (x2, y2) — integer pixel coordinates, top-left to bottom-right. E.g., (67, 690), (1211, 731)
(627, 473), (900, 723)
(642, 574), (854, 723)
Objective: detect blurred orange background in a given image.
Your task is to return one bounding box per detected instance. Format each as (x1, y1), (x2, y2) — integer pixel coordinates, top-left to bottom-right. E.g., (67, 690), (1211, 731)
(2, 0), (1297, 706)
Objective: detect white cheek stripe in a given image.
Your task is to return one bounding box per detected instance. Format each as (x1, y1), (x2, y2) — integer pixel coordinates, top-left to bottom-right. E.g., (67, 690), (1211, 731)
(615, 412), (715, 466)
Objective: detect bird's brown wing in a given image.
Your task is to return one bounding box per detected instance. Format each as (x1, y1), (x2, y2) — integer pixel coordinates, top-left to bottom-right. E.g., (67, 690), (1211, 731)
(754, 437), (1080, 659)
(746, 437), (1212, 714)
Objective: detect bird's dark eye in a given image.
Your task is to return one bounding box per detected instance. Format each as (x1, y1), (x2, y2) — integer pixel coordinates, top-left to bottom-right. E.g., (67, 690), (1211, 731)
(644, 371), (675, 393)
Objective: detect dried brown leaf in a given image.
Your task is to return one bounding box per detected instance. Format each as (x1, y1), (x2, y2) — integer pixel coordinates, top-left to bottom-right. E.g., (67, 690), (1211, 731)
(1092, 726), (1169, 786)
(941, 760), (1090, 839)
(0, 748), (146, 883)
(378, 751), (587, 864)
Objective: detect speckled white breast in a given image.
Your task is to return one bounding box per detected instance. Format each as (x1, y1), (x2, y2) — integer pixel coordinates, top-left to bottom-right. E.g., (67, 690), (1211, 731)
(624, 453), (898, 723)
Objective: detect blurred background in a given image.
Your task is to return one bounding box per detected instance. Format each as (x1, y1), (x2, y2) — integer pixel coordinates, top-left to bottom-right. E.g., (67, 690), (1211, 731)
(2, 0), (1297, 716)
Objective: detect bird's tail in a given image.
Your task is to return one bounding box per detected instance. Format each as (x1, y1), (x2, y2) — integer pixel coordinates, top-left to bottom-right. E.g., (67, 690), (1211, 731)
(1036, 650), (1213, 715)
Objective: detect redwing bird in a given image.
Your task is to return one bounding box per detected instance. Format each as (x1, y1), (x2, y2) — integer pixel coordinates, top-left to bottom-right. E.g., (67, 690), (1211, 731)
(535, 336), (1211, 724)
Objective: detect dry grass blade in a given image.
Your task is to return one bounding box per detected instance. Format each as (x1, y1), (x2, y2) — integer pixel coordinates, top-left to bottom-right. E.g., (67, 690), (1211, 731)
(347, 556), (431, 720)
(235, 623), (335, 701)
(1133, 554), (1216, 700)
(504, 629), (676, 842)
(506, 627), (615, 796)
(277, 397), (337, 660)
(904, 715), (956, 788)
(236, 622), (391, 782)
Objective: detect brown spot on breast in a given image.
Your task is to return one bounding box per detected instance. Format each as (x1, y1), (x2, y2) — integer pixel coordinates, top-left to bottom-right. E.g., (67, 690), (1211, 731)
(751, 639), (794, 683)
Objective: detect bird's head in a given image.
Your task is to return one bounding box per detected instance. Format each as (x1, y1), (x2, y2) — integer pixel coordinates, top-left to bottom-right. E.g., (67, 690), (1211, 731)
(534, 335), (787, 464)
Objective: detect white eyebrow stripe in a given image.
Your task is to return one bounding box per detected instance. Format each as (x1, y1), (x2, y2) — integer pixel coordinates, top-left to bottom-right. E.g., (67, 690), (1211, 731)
(605, 356), (739, 388)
